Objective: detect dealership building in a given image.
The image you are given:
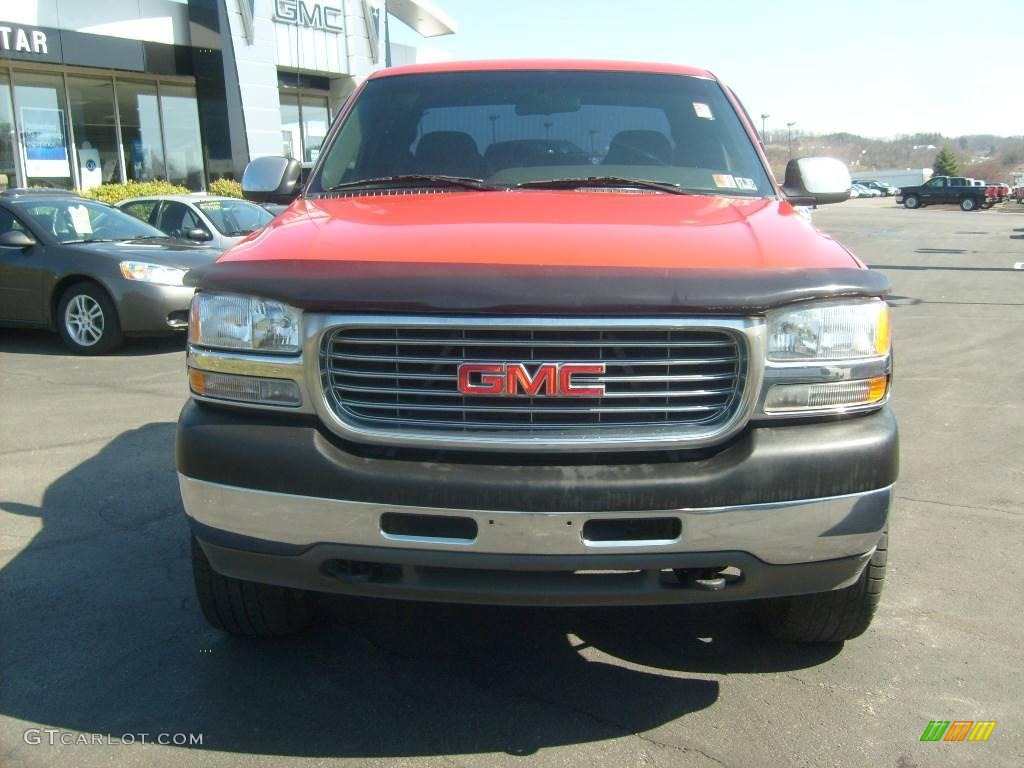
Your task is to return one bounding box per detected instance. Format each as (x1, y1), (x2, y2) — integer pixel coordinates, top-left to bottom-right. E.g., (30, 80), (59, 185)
(0, 0), (455, 192)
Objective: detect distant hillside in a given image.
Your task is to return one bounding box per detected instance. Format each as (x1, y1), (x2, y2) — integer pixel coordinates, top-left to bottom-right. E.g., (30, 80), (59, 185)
(762, 132), (1024, 183)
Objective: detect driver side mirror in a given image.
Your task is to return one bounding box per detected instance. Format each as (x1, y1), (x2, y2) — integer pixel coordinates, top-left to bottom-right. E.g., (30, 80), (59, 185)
(241, 156), (303, 204)
(782, 157), (851, 207)
(186, 228), (212, 242)
(0, 230), (36, 249)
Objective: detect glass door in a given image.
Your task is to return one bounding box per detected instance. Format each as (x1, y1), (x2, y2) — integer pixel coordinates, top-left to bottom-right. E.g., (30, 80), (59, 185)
(67, 75), (122, 189)
(159, 83), (204, 190)
(117, 79), (166, 183)
(279, 90), (331, 163)
(279, 92), (301, 160)
(300, 95), (329, 163)
(13, 71), (74, 190)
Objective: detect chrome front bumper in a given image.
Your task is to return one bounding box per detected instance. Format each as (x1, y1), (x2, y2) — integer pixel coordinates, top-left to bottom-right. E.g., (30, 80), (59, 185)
(180, 474), (891, 567)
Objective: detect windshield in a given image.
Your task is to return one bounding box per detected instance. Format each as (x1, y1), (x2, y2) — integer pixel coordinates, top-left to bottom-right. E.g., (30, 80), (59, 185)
(312, 70), (773, 197)
(196, 199), (273, 236)
(18, 199), (167, 244)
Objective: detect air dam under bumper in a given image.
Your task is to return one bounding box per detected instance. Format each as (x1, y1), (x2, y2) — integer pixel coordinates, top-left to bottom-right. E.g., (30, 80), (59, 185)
(178, 403), (897, 606)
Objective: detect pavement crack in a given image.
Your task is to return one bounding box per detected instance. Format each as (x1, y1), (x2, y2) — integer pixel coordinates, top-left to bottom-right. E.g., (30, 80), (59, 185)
(895, 494), (1020, 517)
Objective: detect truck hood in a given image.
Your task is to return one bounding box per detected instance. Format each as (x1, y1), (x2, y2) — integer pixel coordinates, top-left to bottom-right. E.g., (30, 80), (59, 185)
(220, 191), (859, 270)
(192, 191), (886, 315)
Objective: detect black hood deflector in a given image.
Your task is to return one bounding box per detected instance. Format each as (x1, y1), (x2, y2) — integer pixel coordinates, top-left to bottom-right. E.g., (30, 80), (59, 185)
(186, 260), (889, 315)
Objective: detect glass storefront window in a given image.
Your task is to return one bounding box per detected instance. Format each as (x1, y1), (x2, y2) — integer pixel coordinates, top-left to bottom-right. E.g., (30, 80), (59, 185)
(67, 76), (122, 189)
(117, 79), (166, 183)
(159, 83), (204, 190)
(0, 72), (16, 190)
(13, 71), (74, 190)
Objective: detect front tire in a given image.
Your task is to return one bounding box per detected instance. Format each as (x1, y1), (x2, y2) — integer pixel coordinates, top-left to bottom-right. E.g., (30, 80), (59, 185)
(57, 282), (124, 354)
(960, 197), (978, 211)
(191, 536), (319, 636)
(903, 195), (920, 209)
(757, 530), (887, 643)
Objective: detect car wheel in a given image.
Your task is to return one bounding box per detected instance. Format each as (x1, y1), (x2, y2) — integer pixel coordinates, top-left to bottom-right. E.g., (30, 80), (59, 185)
(903, 195), (920, 209)
(191, 536), (319, 636)
(57, 282), (124, 355)
(960, 197), (978, 211)
(757, 530), (887, 643)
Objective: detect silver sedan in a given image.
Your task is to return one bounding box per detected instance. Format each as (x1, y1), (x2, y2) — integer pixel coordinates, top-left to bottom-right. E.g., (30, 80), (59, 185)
(116, 194), (274, 251)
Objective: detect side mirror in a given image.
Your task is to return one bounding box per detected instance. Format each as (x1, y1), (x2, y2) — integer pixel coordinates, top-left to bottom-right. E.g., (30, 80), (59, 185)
(782, 157), (851, 206)
(0, 230), (36, 249)
(186, 228), (213, 242)
(241, 156), (303, 204)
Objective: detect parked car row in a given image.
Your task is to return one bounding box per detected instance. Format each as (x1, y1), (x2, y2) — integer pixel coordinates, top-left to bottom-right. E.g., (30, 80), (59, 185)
(850, 179), (898, 197)
(0, 189), (277, 353)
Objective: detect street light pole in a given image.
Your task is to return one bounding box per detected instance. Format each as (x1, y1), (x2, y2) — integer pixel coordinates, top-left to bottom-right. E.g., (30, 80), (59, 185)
(786, 121), (797, 159)
(760, 113), (770, 143)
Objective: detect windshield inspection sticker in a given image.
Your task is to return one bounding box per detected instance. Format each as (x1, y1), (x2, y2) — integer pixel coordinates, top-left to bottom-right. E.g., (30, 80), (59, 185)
(68, 205), (93, 234)
(735, 177), (757, 191)
(693, 102), (714, 120)
(712, 174), (737, 188)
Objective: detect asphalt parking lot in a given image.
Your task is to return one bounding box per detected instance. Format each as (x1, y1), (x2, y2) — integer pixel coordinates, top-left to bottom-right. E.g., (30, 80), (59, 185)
(1, 196), (1022, 768)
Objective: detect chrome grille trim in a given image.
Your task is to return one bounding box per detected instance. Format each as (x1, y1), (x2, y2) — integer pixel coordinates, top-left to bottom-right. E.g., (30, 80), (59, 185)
(307, 315), (765, 452)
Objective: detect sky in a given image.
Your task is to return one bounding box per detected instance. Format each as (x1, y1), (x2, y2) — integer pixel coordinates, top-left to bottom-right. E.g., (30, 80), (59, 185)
(389, 0), (1024, 139)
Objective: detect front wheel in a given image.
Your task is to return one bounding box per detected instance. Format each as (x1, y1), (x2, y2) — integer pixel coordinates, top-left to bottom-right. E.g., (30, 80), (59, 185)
(903, 195), (920, 209)
(757, 530), (887, 643)
(56, 282), (124, 354)
(960, 197), (978, 211)
(191, 536), (319, 636)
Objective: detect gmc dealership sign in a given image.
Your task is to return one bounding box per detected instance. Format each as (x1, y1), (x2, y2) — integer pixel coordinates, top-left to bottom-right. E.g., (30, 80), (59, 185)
(273, 0), (344, 32)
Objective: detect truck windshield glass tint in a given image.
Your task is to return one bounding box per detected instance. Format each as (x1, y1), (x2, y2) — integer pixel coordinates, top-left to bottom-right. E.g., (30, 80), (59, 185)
(313, 71), (773, 197)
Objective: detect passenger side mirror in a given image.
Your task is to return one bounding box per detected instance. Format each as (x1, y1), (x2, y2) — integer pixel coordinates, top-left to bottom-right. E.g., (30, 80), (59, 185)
(241, 156), (303, 204)
(186, 228), (213, 242)
(782, 157), (851, 207)
(0, 230), (36, 249)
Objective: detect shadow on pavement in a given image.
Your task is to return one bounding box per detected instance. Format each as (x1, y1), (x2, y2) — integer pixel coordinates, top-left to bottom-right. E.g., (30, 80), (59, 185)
(0, 423), (840, 758)
(0, 328), (185, 357)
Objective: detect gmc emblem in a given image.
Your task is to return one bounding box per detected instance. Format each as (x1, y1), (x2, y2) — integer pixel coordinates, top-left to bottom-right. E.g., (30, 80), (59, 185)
(457, 362), (606, 397)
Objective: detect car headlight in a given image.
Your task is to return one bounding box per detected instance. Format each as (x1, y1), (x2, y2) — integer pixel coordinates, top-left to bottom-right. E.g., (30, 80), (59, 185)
(767, 300), (890, 361)
(119, 261), (187, 287)
(761, 299), (892, 416)
(189, 292), (302, 353)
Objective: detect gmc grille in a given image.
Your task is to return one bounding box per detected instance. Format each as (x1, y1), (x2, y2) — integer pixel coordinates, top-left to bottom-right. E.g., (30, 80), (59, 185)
(317, 319), (753, 449)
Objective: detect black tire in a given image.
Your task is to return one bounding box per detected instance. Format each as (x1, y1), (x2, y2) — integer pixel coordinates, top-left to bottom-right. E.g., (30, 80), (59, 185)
(56, 281), (124, 354)
(191, 536), (318, 636)
(757, 530), (887, 643)
(960, 197), (978, 212)
(903, 195), (920, 209)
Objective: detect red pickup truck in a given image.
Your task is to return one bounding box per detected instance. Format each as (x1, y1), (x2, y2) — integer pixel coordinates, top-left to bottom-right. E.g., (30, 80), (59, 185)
(178, 60), (896, 644)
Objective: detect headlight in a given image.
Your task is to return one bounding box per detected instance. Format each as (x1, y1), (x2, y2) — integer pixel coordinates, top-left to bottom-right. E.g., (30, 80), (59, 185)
(119, 261), (187, 286)
(767, 300), (890, 361)
(189, 292), (302, 353)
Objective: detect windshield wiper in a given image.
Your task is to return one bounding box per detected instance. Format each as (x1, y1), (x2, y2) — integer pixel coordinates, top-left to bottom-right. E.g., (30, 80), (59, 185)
(324, 174), (504, 192)
(64, 238), (117, 244)
(515, 176), (694, 195)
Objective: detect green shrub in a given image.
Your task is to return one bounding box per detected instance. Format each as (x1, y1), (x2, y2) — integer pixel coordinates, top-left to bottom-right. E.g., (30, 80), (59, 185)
(208, 178), (243, 198)
(83, 180), (189, 205)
